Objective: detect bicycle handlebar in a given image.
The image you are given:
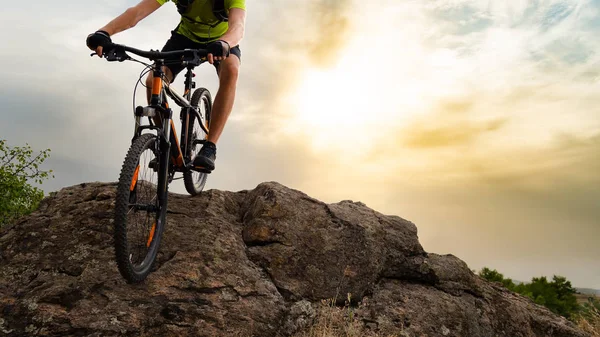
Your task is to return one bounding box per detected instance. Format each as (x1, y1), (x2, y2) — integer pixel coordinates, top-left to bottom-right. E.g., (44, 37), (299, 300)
(96, 43), (209, 66)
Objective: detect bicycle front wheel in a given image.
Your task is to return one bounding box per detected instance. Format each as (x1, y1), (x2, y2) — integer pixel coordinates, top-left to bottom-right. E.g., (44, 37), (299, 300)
(114, 133), (166, 283)
(183, 88), (212, 196)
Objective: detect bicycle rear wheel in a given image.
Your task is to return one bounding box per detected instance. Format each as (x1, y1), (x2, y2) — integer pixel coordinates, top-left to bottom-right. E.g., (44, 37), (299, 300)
(114, 133), (166, 283)
(183, 88), (212, 196)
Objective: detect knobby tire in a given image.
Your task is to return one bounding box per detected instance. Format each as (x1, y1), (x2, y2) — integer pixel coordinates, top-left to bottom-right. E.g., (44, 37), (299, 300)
(114, 133), (166, 283)
(183, 88), (212, 195)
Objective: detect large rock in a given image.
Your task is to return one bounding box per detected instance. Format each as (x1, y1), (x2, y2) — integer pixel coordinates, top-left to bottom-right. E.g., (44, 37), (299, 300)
(0, 182), (589, 337)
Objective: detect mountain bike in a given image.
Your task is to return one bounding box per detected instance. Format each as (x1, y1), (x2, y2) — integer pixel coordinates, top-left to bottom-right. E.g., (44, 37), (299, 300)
(93, 43), (212, 283)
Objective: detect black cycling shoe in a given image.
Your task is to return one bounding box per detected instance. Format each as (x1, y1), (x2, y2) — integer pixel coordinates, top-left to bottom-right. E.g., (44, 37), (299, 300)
(193, 141), (217, 173)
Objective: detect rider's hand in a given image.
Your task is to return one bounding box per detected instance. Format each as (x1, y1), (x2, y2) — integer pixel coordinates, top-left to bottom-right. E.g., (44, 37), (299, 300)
(207, 40), (231, 64)
(86, 30), (112, 57)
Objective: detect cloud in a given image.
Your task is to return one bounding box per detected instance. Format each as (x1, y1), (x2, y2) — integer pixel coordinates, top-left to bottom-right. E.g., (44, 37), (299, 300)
(363, 131), (600, 288)
(303, 0), (353, 68)
(2, 0), (600, 288)
(401, 102), (508, 148)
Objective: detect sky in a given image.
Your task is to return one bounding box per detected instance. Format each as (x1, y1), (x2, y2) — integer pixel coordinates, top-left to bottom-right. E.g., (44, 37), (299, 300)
(1, 0), (599, 288)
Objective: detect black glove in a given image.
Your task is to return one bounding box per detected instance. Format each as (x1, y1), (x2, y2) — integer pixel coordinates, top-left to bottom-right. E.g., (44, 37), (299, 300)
(86, 30), (112, 50)
(176, 0), (195, 14)
(207, 40), (231, 57)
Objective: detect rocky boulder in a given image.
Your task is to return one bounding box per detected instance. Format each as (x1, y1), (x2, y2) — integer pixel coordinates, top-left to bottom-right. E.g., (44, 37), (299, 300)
(0, 182), (590, 336)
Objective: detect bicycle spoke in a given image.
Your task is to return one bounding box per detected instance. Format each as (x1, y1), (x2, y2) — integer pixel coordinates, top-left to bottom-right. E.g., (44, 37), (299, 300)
(121, 143), (161, 269)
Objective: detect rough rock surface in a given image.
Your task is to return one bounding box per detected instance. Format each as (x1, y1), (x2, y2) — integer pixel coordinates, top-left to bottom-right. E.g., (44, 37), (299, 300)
(0, 182), (589, 337)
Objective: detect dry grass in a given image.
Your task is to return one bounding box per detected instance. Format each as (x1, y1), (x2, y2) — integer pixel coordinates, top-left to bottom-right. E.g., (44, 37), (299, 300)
(575, 305), (600, 337)
(293, 294), (600, 337)
(293, 295), (404, 337)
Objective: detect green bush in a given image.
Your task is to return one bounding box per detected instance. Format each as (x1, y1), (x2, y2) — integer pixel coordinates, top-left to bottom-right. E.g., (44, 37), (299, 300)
(479, 267), (517, 291)
(0, 140), (53, 226)
(478, 267), (580, 319)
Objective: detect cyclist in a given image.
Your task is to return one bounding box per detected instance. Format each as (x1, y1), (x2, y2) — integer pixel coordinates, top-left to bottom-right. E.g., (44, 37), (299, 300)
(86, 0), (246, 173)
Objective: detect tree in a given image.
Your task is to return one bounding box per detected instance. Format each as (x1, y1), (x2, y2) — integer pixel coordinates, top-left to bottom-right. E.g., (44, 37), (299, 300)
(478, 267), (516, 291)
(479, 267), (581, 319)
(479, 267), (504, 282)
(550, 275), (579, 317)
(0, 140), (53, 226)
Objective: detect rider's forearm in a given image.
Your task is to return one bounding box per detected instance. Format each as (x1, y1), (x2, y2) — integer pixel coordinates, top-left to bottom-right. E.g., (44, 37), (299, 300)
(98, 0), (161, 36)
(99, 7), (143, 36)
(219, 22), (245, 47)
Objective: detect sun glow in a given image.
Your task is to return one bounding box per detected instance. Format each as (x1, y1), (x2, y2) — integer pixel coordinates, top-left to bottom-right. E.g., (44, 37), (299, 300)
(285, 46), (428, 154)
(277, 1), (481, 156)
(293, 68), (372, 130)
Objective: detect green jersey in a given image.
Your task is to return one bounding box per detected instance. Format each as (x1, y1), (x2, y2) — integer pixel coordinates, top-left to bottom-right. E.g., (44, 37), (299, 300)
(156, 0), (246, 43)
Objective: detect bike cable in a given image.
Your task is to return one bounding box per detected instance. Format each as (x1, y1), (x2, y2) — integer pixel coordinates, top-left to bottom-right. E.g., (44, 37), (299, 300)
(131, 59), (193, 119)
(132, 64), (154, 119)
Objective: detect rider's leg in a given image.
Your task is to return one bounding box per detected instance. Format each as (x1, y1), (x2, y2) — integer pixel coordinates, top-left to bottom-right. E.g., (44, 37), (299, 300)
(192, 54), (240, 171)
(207, 55), (240, 144)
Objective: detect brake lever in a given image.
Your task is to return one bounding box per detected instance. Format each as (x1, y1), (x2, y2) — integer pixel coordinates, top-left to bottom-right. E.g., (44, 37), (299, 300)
(181, 49), (208, 67)
(88, 46), (130, 62)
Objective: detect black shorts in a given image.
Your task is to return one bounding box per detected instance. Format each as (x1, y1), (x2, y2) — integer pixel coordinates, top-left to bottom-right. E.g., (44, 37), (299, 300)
(160, 31), (242, 80)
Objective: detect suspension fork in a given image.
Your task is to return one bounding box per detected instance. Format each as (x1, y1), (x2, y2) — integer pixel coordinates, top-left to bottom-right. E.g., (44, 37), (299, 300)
(157, 124), (171, 217)
(150, 60), (171, 208)
(133, 60), (169, 138)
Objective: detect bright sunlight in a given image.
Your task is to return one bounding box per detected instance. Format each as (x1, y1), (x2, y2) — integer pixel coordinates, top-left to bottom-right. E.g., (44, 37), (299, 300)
(284, 39), (462, 155)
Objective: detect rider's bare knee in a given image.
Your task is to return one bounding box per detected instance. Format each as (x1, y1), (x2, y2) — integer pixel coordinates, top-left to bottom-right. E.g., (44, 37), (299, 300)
(145, 73), (154, 89)
(220, 60), (239, 83)
(163, 66), (174, 83)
